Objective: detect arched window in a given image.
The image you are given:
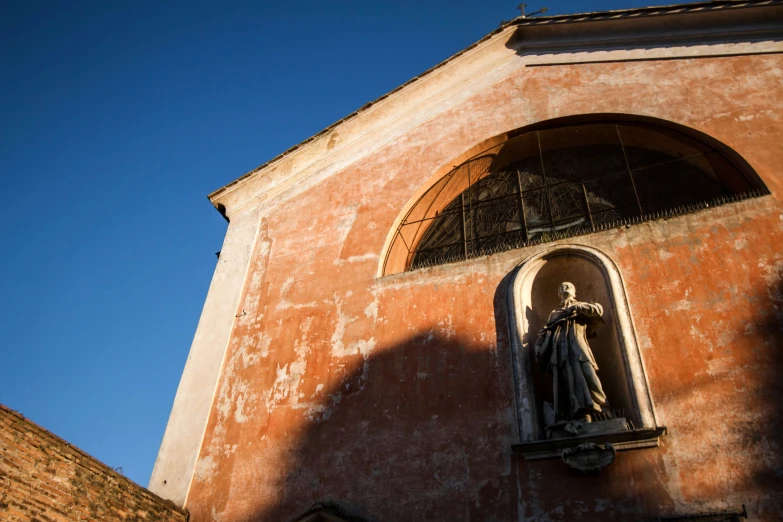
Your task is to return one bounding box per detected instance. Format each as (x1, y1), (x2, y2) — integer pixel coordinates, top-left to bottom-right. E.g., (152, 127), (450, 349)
(383, 118), (768, 275)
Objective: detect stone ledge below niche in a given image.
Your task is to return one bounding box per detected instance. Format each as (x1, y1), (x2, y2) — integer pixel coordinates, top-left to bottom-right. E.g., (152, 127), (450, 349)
(512, 426), (667, 460)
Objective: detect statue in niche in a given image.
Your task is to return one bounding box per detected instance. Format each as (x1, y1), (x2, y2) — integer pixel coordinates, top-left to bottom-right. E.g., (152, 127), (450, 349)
(534, 282), (608, 427)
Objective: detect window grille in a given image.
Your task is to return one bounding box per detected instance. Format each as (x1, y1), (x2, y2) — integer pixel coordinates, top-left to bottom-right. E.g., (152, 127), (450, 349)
(386, 121), (768, 273)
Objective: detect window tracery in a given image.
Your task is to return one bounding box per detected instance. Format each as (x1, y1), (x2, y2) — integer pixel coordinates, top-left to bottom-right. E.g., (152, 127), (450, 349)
(383, 120), (768, 274)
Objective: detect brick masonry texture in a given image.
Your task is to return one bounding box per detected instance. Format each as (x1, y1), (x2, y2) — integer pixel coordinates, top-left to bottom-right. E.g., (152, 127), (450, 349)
(0, 404), (188, 522)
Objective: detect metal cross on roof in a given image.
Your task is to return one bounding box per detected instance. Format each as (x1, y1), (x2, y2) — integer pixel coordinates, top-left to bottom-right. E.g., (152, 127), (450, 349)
(518, 3), (549, 17)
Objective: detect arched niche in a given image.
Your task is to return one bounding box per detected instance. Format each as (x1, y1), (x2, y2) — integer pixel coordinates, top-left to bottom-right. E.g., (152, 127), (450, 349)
(507, 244), (660, 450)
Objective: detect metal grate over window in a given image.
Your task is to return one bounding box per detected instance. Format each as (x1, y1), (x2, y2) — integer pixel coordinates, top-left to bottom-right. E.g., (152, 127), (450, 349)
(386, 122), (768, 273)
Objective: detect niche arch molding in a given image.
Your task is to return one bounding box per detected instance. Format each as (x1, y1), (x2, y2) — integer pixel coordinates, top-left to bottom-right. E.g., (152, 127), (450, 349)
(507, 243), (662, 454)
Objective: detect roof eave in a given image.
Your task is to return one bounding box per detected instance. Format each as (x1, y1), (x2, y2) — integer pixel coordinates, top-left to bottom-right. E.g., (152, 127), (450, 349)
(207, 0), (780, 214)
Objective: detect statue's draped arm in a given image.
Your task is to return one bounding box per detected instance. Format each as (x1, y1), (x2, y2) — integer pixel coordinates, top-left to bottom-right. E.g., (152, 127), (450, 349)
(534, 301), (604, 370)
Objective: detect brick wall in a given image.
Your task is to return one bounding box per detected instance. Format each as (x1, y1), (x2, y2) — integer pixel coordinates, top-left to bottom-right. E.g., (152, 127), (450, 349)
(0, 404), (188, 522)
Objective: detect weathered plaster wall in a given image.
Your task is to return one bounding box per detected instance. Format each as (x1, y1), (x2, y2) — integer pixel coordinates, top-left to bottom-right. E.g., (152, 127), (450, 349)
(150, 207), (263, 506)
(185, 51), (783, 521)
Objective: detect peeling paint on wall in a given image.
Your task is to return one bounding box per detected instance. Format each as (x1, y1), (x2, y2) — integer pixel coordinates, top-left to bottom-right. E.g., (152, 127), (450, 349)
(182, 51), (783, 522)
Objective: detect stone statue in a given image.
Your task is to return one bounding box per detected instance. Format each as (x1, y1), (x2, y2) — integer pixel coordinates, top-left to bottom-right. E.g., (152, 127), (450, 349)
(534, 282), (608, 424)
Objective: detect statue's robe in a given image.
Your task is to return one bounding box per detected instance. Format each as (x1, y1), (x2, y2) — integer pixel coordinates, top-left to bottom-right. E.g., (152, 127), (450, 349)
(535, 300), (608, 422)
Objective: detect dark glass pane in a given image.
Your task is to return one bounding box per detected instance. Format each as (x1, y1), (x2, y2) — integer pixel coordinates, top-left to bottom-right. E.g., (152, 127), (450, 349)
(585, 183), (617, 214)
(632, 153), (728, 214)
(618, 123), (712, 171)
(503, 139), (546, 193)
(705, 152), (753, 193)
(465, 194), (522, 244)
(521, 188), (551, 232)
(584, 174), (640, 218)
(539, 124), (626, 183)
(622, 146), (676, 171)
(467, 167), (518, 205)
(517, 167), (546, 192)
(548, 181), (588, 222)
(491, 131), (541, 173)
(406, 210), (462, 253)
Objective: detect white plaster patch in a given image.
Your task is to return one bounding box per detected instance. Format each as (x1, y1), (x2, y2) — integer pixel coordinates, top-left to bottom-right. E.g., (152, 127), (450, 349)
(223, 444), (238, 456)
(333, 253), (379, 266)
(195, 455), (217, 482)
(303, 403), (327, 420)
(335, 205), (359, 244)
(303, 392), (345, 422)
(276, 275), (321, 310)
(276, 300), (319, 311)
(258, 332), (272, 358)
(705, 356), (743, 378)
(265, 317), (313, 412)
(637, 333), (653, 351)
(235, 332), (271, 366)
(670, 299), (692, 311)
(760, 258), (783, 302)
(715, 328), (733, 349)
(265, 365), (296, 411)
(210, 506), (226, 522)
(689, 325), (715, 352)
(330, 298), (358, 357)
(437, 314), (456, 339)
(364, 299), (379, 321)
(234, 384), (252, 423)
(347, 337), (377, 358)
(328, 293), (376, 358)
(280, 276), (295, 295)
(211, 330), (268, 437)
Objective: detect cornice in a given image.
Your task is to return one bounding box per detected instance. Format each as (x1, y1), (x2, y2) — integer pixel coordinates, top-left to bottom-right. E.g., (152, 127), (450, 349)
(509, 0), (783, 52)
(509, 0), (781, 26)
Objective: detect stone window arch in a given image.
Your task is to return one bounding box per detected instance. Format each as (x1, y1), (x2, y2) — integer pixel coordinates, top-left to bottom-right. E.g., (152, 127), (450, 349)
(381, 116), (768, 276)
(507, 244), (664, 457)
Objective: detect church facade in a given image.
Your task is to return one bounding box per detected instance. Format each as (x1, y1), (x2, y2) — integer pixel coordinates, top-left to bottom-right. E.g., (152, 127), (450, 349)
(150, 2), (783, 520)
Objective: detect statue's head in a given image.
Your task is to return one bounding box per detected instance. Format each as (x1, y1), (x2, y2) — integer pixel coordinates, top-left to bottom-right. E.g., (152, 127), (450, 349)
(558, 282), (576, 301)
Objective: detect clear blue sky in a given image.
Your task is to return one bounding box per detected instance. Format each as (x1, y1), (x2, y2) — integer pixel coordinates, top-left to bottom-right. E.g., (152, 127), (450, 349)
(0, 0), (668, 487)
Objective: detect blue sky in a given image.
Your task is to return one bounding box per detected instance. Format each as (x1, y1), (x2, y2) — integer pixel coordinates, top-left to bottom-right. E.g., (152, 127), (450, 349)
(0, 0), (668, 487)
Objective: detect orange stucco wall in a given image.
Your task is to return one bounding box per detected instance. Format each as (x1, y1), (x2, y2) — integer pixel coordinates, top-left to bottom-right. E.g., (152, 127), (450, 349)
(187, 53), (783, 521)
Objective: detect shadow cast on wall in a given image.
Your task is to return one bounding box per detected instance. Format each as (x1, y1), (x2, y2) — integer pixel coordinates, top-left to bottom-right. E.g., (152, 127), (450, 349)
(237, 269), (783, 522)
(247, 329), (518, 522)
